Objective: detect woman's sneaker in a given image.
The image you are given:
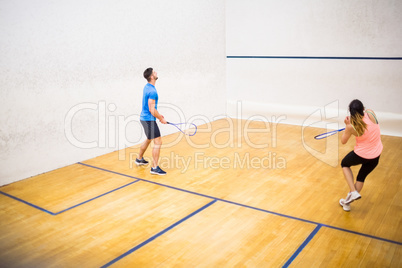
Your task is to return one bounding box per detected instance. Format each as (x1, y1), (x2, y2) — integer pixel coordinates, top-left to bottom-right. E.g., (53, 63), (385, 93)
(135, 158), (149, 166)
(339, 199), (351, 212)
(150, 166), (166, 176)
(344, 191), (361, 204)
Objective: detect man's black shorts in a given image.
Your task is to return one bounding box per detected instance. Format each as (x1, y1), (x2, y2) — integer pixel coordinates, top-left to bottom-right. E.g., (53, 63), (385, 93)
(140, 120), (161, 140)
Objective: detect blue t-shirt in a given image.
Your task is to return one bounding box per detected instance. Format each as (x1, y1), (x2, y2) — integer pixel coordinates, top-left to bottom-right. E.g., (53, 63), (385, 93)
(140, 83), (158, 121)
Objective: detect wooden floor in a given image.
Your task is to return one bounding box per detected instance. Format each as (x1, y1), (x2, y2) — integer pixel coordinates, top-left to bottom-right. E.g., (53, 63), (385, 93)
(0, 118), (401, 267)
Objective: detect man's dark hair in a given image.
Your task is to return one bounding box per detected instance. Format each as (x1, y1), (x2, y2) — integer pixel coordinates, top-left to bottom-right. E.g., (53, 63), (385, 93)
(143, 67), (153, 81)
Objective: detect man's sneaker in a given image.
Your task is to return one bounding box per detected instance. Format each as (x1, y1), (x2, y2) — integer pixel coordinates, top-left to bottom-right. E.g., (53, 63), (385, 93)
(135, 158), (149, 166)
(150, 166), (166, 176)
(339, 199), (351, 212)
(344, 191), (361, 204)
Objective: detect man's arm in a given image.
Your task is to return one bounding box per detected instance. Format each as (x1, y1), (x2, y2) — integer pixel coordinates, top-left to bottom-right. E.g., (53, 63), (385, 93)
(148, 99), (167, 124)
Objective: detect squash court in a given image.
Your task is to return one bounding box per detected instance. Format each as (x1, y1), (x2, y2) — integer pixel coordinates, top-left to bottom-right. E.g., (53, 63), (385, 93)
(1, 1), (402, 267)
(0, 118), (401, 267)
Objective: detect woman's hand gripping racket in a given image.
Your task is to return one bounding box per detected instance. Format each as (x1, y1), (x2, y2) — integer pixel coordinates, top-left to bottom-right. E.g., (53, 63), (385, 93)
(168, 122), (197, 136)
(314, 128), (345, 140)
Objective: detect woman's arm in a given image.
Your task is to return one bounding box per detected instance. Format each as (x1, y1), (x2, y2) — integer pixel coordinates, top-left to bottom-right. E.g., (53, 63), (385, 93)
(341, 116), (356, 144)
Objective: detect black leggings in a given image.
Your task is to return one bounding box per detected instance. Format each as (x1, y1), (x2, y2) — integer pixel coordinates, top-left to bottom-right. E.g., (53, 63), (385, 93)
(341, 151), (380, 182)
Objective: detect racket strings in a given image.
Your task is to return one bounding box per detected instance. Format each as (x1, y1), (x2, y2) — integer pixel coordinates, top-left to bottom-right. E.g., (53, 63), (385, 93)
(182, 124), (197, 136)
(169, 122), (197, 136)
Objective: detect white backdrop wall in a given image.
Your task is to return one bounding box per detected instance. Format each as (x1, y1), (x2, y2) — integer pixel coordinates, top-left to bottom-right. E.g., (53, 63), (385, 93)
(226, 0), (402, 136)
(0, 0), (226, 185)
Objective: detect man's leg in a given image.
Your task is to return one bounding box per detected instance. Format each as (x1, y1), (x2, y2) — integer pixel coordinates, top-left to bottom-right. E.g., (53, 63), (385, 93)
(138, 139), (151, 159)
(152, 137), (162, 168)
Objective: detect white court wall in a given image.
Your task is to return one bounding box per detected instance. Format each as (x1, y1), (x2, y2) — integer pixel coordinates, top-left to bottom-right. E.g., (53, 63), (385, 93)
(0, 0), (226, 185)
(226, 0), (402, 136)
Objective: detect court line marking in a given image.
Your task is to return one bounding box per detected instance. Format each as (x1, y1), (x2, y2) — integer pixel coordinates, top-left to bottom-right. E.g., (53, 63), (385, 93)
(0, 180), (139, 216)
(78, 162), (402, 246)
(0, 191), (56, 215)
(227, 55), (402, 60)
(54, 180), (140, 215)
(101, 199), (217, 268)
(2, 162), (400, 266)
(282, 224), (322, 268)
